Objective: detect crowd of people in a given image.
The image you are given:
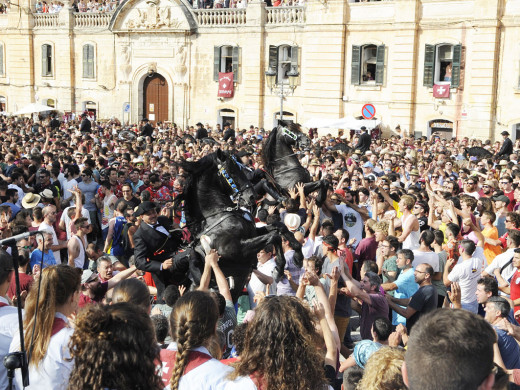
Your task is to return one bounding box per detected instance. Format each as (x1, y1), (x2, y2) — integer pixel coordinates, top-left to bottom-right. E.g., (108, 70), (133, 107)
(1, 111), (520, 389)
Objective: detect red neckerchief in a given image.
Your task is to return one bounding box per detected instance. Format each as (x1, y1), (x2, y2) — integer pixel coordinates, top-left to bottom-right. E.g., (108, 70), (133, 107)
(51, 317), (68, 337)
(0, 302), (8, 308)
(159, 349), (212, 386)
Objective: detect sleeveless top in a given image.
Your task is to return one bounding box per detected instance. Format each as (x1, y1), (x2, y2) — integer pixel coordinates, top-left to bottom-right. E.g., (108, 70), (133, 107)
(109, 216), (127, 257)
(72, 235), (86, 269)
(401, 214), (420, 251)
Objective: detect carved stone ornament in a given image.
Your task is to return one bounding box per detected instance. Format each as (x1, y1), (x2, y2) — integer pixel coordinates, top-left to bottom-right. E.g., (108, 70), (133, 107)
(126, 3), (184, 29)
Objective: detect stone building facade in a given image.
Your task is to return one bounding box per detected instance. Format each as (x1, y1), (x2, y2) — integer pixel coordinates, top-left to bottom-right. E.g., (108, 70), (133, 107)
(1, 0), (520, 140)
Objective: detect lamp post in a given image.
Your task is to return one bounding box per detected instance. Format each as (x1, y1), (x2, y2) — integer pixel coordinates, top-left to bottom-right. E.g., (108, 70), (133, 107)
(265, 65), (299, 123)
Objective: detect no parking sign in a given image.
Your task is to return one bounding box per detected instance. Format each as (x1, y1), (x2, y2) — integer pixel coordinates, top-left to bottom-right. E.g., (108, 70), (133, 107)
(362, 103), (376, 120)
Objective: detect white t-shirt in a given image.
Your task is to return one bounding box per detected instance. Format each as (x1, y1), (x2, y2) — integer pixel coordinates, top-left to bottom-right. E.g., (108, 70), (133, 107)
(62, 178), (78, 204)
(412, 250), (440, 272)
(60, 206), (91, 240)
(448, 256), (483, 304)
(10, 312), (74, 390)
(484, 248), (516, 297)
(247, 258), (276, 308)
(0, 297), (19, 390)
(335, 204), (363, 248)
(39, 221), (61, 264)
(7, 184), (24, 208)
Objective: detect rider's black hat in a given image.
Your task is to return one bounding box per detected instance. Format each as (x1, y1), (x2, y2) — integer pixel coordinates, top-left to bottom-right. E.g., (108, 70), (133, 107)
(134, 201), (157, 217)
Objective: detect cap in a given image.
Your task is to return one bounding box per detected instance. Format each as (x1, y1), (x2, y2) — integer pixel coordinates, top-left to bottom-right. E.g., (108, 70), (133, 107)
(351, 155), (360, 162)
(492, 195), (510, 205)
(39, 189), (54, 199)
(362, 162), (374, 168)
(334, 189), (345, 197)
(484, 180), (496, 187)
(366, 174), (376, 182)
(501, 131), (510, 136)
(237, 150), (252, 158)
(134, 201), (157, 217)
(81, 270), (99, 284)
(284, 213), (301, 232)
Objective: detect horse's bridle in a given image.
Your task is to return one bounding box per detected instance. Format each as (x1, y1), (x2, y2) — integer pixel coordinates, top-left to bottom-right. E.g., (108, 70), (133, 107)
(217, 157), (254, 204)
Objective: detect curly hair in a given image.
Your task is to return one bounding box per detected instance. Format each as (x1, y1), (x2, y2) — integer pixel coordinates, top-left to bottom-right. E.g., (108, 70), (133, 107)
(169, 290), (219, 390)
(228, 295), (328, 390)
(357, 347), (406, 390)
(68, 302), (163, 390)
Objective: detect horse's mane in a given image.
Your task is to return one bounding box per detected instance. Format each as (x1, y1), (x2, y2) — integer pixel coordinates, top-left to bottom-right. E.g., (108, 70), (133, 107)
(262, 126), (279, 169)
(174, 153), (219, 210)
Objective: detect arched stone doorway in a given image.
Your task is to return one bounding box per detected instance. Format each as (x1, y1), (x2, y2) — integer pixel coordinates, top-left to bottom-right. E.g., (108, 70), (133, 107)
(143, 73), (168, 124)
(428, 119), (453, 139)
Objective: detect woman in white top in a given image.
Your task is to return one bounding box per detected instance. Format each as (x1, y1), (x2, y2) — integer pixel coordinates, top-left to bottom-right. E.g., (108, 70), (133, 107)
(10, 265), (82, 390)
(166, 290), (232, 390)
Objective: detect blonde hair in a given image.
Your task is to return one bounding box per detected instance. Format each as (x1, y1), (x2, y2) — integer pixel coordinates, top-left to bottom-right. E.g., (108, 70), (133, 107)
(23, 265), (81, 366)
(357, 347), (406, 390)
(373, 221), (389, 235)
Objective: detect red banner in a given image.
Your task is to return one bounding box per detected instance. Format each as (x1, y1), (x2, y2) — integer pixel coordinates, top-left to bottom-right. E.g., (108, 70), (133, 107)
(218, 72), (234, 98)
(433, 84), (450, 98)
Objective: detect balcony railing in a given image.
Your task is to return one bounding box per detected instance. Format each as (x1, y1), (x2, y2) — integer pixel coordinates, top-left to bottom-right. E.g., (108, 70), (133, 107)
(33, 13), (59, 28)
(266, 6), (304, 24)
(73, 12), (113, 28)
(193, 8), (246, 26)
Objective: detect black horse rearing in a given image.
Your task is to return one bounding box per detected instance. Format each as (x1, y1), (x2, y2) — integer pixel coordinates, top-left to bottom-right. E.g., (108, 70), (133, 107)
(177, 150), (298, 301)
(263, 123), (329, 205)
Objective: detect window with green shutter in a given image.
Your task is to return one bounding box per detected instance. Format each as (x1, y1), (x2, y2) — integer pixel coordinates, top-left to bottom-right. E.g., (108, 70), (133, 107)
(42, 44), (52, 77)
(214, 46), (240, 83)
(424, 43), (463, 88)
(83, 44), (95, 79)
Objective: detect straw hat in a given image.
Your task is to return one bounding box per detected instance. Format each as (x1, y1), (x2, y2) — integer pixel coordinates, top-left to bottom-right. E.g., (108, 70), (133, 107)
(22, 193), (41, 209)
(284, 213), (301, 232)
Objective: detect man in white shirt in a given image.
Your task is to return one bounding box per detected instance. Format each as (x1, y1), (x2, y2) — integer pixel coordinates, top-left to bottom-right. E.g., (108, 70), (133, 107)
(444, 239), (483, 313)
(247, 245), (275, 308)
(412, 231), (440, 278)
(39, 205), (67, 264)
(0, 251), (19, 390)
(62, 164), (79, 205)
(324, 192), (363, 249)
(7, 172), (25, 208)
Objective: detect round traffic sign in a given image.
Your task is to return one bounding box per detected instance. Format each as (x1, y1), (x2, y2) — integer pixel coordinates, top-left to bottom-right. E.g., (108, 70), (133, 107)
(362, 103), (376, 120)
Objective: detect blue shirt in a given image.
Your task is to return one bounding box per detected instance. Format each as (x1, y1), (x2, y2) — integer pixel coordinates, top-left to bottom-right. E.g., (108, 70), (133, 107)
(392, 267), (419, 326)
(30, 249), (57, 270)
(495, 327), (520, 369)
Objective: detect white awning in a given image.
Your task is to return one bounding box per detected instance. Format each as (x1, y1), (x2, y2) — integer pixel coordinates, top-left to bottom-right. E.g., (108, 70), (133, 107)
(13, 103), (56, 115)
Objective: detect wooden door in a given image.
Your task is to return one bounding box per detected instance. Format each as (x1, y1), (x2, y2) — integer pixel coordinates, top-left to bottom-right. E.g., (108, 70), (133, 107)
(143, 74), (168, 124)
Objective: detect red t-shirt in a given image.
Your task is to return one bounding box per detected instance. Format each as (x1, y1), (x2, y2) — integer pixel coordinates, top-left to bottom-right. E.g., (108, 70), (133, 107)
(7, 272), (34, 300)
(510, 269), (520, 313)
(505, 190), (516, 211)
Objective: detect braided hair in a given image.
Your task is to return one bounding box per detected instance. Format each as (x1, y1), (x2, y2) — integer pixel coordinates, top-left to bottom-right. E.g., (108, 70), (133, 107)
(169, 291), (219, 390)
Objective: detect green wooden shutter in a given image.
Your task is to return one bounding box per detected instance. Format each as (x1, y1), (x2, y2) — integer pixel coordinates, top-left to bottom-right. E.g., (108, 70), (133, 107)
(268, 45), (278, 83)
(290, 46), (299, 73)
(42, 44), (48, 76)
(423, 44), (435, 87)
(213, 46), (220, 82)
(351, 45), (361, 85)
(451, 44), (462, 88)
(375, 45), (385, 85)
(232, 46), (239, 83)
(83, 45), (89, 78)
(0, 44), (3, 76)
(87, 45), (94, 78)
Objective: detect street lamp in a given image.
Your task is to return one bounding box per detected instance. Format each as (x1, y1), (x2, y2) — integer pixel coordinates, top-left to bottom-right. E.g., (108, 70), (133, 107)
(265, 65), (299, 123)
